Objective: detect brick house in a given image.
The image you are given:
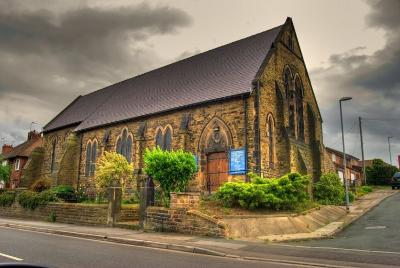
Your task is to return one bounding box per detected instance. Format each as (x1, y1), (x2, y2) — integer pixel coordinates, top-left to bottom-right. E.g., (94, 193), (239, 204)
(325, 147), (363, 186)
(1, 131), (42, 189)
(40, 18), (332, 193)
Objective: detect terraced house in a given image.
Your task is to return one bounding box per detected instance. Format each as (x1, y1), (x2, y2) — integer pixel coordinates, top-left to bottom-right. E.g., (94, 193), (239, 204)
(40, 18), (332, 194)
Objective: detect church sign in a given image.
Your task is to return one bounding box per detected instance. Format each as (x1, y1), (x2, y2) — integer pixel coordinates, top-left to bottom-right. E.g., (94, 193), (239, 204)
(229, 148), (247, 175)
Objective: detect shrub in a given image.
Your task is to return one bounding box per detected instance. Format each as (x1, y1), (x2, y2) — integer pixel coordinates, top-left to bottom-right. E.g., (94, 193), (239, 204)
(216, 173), (310, 210)
(95, 151), (134, 191)
(49, 211), (57, 223)
(0, 164), (11, 184)
(314, 173), (345, 205)
(31, 178), (52, 192)
(18, 190), (57, 210)
(52, 185), (77, 202)
(361, 185), (373, 193)
(0, 191), (15, 207)
(144, 147), (197, 207)
(366, 159), (399, 185)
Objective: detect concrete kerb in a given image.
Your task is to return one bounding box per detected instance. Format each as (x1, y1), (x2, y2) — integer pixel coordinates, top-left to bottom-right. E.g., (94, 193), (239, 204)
(0, 222), (226, 257)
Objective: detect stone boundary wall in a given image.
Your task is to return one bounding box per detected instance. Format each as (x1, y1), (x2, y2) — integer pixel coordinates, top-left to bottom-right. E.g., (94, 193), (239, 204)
(145, 207), (226, 237)
(0, 202), (139, 226)
(170, 192), (200, 209)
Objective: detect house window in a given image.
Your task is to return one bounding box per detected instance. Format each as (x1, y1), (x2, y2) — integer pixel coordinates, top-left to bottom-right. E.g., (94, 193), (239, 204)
(267, 115), (275, 168)
(116, 129), (133, 163)
(2, 160), (7, 166)
(338, 170), (344, 183)
(0, 180), (4, 189)
(155, 126), (173, 151)
(85, 140), (98, 176)
(15, 159), (20, 171)
(284, 67), (292, 99)
(50, 138), (57, 174)
(332, 154), (336, 162)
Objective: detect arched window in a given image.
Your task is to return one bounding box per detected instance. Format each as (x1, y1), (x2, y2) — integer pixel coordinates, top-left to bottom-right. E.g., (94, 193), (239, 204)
(267, 115), (275, 168)
(116, 128), (133, 163)
(284, 68), (292, 99)
(295, 76), (304, 140)
(164, 127), (172, 151)
(90, 141), (97, 175)
(50, 138), (57, 174)
(85, 141), (92, 176)
(155, 126), (173, 151)
(155, 129), (163, 148)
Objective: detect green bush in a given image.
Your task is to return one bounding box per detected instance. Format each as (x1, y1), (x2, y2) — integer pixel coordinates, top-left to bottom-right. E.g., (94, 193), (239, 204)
(52, 185), (77, 202)
(314, 173), (345, 205)
(0, 191), (15, 207)
(216, 173), (310, 210)
(144, 147), (197, 207)
(366, 159), (399, 185)
(49, 211), (57, 222)
(31, 178), (52, 192)
(18, 190), (57, 210)
(361, 185), (373, 193)
(0, 164), (11, 184)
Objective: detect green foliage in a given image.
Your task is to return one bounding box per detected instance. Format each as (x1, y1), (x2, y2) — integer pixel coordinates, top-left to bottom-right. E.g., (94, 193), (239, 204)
(95, 151), (134, 191)
(31, 178), (52, 192)
(52, 185), (77, 202)
(0, 164), (11, 184)
(49, 211), (57, 222)
(314, 173), (345, 205)
(366, 159), (399, 185)
(18, 190), (57, 210)
(216, 173), (310, 210)
(361, 185), (373, 193)
(0, 191), (15, 207)
(144, 147), (197, 206)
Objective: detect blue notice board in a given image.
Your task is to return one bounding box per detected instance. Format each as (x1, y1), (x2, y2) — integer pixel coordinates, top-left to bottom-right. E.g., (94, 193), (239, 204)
(229, 148), (247, 175)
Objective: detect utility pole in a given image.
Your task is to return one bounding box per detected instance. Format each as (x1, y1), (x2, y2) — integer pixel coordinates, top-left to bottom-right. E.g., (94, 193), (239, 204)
(359, 117), (367, 185)
(340, 97), (352, 212)
(388, 136), (393, 165)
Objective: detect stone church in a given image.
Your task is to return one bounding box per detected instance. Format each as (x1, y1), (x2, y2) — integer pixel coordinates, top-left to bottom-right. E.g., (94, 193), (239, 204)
(40, 18), (331, 194)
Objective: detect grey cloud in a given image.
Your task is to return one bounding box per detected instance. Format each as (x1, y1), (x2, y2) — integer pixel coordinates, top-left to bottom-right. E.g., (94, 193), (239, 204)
(312, 0), (400, 161)
(0, 1), (192, 146)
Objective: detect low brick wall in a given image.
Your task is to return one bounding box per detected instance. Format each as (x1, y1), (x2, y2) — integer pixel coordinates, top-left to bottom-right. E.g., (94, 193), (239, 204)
(0, 202), (139, 226)
(145, 207), (226, 237)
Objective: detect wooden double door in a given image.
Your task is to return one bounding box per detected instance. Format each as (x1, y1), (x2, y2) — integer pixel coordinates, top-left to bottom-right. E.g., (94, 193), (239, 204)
(206, 152), (228, 193)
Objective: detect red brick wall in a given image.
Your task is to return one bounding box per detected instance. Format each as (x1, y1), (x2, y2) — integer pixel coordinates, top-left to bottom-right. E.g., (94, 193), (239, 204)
(8, 157), (28, 188)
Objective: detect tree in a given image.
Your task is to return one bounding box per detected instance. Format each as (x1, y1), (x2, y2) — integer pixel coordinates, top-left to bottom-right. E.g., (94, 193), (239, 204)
(366, 159), (399, 185)
(0, 163), (11, 185)
(95, 151), (134, 192)
(144, 147), (196, 207)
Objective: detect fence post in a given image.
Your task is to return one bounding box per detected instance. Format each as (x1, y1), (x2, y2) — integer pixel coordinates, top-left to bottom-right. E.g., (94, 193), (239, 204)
(107, 186), (122, 227)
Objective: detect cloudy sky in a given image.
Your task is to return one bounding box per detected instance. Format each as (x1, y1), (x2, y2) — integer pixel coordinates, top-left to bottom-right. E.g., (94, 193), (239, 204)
(0, 0), (399, 165)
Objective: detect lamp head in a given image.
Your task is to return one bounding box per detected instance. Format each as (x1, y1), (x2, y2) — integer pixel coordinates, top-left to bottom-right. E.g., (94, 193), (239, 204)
(340, 97), (352, 102)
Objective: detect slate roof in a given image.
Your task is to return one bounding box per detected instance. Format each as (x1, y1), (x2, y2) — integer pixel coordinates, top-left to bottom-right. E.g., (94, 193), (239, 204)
(43, 23), (284, 133)
(3, 137), (42, 159)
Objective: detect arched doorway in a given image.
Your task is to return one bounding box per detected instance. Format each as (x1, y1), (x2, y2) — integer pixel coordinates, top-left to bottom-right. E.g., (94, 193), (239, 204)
(198, 117), (232, 193)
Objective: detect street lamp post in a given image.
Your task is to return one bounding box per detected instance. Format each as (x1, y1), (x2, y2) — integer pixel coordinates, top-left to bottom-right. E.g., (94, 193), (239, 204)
(340, 97), (352, 212)
(388, 136), (393, 165)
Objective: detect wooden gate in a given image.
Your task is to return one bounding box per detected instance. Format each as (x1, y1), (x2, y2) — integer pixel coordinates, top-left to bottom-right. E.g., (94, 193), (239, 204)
(206, 152), (228, 193)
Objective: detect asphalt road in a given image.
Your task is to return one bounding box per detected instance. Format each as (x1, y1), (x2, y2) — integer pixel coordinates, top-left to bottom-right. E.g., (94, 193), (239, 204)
(293, 192), (400, 252)
(0, 227), (311, 268)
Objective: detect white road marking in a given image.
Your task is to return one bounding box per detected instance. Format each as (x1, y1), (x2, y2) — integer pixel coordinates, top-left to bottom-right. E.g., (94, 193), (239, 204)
(279, 243), (400, 255)
(0, 252), (23, 261)
(365, 226), (386, 230)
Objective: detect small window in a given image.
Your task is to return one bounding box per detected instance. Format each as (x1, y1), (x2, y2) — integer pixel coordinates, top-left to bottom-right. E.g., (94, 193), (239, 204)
(50, 139), (57, 173)
(15, 159), (20, 171)
(91, 141), (97, 175)
(338, 170), (344, 182)
(155, 129), (163, 148)
(164, 127), (172, 151)
(2, 160), (7, 166)
(332, 154), (336, 162)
